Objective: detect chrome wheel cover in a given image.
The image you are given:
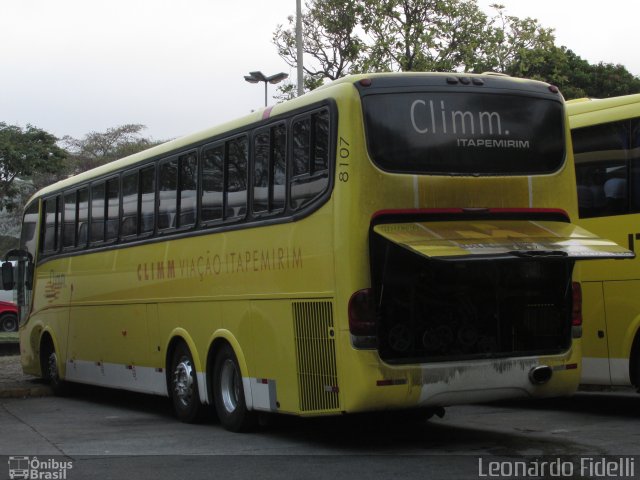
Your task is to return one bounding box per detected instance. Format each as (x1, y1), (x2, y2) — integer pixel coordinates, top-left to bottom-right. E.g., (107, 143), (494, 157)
(220, 358), (241, 414)
(173, 356), (195, 408)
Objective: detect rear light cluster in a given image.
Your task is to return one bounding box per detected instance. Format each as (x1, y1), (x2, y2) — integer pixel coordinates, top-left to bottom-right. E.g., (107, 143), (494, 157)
(348, 288), (378, 349)
(571, 281), (583, 339)
(572, 282), (582, 327)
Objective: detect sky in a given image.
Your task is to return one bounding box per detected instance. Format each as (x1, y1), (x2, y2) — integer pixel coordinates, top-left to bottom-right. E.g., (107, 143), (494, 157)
(1, 0), (638, 142)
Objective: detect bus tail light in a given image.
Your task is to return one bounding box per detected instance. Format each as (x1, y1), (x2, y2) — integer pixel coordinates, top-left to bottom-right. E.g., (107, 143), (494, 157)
(572, 282), (582, 326)
(349, 289), (378, 348)
(571, 281), (583, 339)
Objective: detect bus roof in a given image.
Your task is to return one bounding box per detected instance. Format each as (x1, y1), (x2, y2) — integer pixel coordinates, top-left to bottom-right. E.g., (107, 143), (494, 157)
(31, 78), (356, 202)
(33, 72), (557, 202)
(567, 93), (640, 128)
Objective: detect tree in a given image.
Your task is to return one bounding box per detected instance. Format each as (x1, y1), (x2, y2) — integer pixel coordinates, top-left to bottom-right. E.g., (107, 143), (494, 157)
(63, 124), (163, 174)
(273, 0), (556, 92)
(359, 0), (490, 72)
(474, 3), (555, 73)
(507, 46), (640, 99)
(274, 0), (363, 91)
(0, 123), (67, 212)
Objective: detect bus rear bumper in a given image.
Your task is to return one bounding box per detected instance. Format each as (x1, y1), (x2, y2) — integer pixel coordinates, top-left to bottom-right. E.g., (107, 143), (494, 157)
(340, 350), (580, 413)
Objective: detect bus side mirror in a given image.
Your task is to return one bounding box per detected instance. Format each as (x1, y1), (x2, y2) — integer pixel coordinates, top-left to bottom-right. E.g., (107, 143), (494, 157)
(1, 262), (14, 290)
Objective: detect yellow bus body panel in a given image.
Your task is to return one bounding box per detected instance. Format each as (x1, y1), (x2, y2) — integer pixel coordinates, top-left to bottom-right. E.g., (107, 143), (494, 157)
(568, 94), (640, 386)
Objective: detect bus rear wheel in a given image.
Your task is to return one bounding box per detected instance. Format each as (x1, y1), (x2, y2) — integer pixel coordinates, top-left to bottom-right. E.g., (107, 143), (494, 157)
(213, 344), (257, 432)
(169, 343), (204, 423)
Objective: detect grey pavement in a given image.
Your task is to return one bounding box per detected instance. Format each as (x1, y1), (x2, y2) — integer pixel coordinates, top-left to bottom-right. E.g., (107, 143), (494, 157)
(0, 354), (51, 398)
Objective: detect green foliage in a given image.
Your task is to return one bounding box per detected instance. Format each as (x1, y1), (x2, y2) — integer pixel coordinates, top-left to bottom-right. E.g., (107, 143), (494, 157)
(358, 0), (491, 72)
(62, 124), (163, 174)
(274, 0), (555, 91)
(474, 3), (555, 73)
(0, 123), (67, 212)
(506, 46), (640, 99)
(274, 0), (640, 100)
(274, 0), (363, 82)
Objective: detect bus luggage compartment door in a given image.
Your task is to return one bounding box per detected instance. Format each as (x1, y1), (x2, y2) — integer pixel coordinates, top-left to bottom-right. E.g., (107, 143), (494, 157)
(369, 219), (633, 364)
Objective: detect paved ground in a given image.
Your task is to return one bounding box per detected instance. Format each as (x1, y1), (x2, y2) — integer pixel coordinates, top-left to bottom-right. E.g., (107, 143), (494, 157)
(1, 388), (639, 480)
(0, 354), (51, 398)
(1, 346), (638, 480)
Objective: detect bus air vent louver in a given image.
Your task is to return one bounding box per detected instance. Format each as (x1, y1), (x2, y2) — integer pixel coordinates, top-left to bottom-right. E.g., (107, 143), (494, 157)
(293, 301), (340, 412)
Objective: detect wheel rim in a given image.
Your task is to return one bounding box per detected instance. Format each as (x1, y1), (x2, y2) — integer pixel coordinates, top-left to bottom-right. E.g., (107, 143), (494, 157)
(1, 315), (16, 332)
(173, 356), (195, 409)
(220, 358), (241, 414)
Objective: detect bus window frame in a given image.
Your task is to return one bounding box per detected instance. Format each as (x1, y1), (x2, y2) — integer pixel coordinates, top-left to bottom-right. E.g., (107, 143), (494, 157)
(61, 189), (78, 251)
(157, 156), (179, 234)
(199, 140), (226, 229)
(41, 195), (61, 255)
(120, 168), (140, 242)
(89, 176), (119, 247)
(176, 150), (199, 232)
(251, 121), (288, 218)
(224, 134), (249, 223)
(573, 117), (639, 219)
(289, 108), (332, 211)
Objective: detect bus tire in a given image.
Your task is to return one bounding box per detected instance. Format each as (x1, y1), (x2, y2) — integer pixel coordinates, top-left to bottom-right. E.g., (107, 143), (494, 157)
(213, 344), (257, 432)
(40, 340), (69, 396)
(0, 313), (17, 332)
(169, 342), (204, 423)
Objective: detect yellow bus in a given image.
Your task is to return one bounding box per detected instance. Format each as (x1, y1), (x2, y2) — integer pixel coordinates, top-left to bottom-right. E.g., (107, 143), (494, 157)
(568, 93), (640, 390)
(2, 73), (631, 432)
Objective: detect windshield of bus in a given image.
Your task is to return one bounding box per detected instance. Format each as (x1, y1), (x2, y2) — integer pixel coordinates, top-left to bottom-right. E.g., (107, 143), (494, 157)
(362, 91), (565, 175)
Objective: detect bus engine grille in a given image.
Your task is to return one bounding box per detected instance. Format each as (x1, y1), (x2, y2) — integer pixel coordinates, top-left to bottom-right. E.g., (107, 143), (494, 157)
(293, 301), (340, 412)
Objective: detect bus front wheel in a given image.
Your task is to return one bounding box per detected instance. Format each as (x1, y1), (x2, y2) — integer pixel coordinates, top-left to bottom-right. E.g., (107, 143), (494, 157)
(212, 344), (257, 432)
(169, 343), (204, 423)
(40, 340), (68, 396)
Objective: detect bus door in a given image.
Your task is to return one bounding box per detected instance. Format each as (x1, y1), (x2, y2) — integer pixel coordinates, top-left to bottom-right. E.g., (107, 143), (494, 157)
(1, 202), (39, 328)
(1, 251), (34, 325)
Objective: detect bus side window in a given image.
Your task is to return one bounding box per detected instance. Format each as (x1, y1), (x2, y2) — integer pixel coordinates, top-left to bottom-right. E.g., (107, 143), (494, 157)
(253, 129), (270, 214)
(77, 187), (89, 247)
(573, 120), (630, 218)
(631, 118), (640, 212)
(62, 191), (77, 249)
(290, 109), (330, 210)
(158, 159), (178, 230)
(252, 123), (287, 216)
(121, 170), (138, 238)
(140, 165), (156, 235)
(105, 177), (119, 241)
(90, 182), (106, 243)
(178, 152), (198, 228)
(273, 123), (287, 211)
(42, 196), (61, 254)
(226, 136), (248, 220)
(201, 144), (224, 224)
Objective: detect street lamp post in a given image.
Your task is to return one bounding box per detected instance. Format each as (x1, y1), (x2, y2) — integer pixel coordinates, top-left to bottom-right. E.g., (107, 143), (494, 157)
(244, 71), (289, 107)
(296, 0), (303, 97)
